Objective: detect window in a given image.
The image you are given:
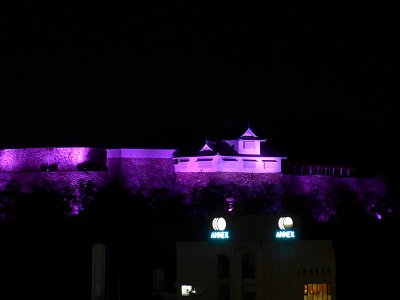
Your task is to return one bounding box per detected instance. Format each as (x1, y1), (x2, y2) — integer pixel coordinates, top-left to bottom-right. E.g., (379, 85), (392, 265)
(304, 283), (332, 300)
(244, 161), (256, 168)
(197, 158), (212, 169)
(217, 255), (230, 279)
(179, 159), (189, 169)
(223, 158), (237, 169)
(243, 141), (255, 149)
(262, 160), (277, 170)
(242, 284), (256, 300)
(198, 161), (212, 169)
(223, 161), (236, 168)
(179, 162), (189, 169)
(241, 253), (255, 278)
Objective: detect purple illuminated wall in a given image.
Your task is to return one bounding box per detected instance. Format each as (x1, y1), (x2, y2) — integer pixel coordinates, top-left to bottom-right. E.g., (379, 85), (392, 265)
(0, 147), (107, 172)
(0, 147), (388, 220)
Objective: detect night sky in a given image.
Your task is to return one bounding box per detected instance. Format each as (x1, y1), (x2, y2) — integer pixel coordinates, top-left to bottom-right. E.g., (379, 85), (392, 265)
(1, 4), (397, 175)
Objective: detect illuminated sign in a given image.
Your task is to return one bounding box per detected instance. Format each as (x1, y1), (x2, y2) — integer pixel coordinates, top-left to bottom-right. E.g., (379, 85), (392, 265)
(275, 217), (295, 239)
(210, 217), (229, 239)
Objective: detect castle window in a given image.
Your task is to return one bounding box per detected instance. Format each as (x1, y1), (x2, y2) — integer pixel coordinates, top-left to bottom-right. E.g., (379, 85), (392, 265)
(178, 159), (189, 169)
(243, 141), (255, 149)
(223, 158), (237, 168)
(263, 160), (277, 170)
(197, 158), (212, 169)
(179, 162), (189, 169)
(198, 161), (212, 169)
(244, 160), (256, 168)
(223, 161), (236, 168)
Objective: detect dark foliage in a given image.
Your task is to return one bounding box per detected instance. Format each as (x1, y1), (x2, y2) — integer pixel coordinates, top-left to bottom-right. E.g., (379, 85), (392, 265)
(0, 179), (398, 299)
(190, 182), (229, 218)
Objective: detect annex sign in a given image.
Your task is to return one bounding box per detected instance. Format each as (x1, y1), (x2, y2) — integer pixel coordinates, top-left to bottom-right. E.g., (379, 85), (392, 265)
(275, 217), (295, 239)
(210, 217), (229, 239)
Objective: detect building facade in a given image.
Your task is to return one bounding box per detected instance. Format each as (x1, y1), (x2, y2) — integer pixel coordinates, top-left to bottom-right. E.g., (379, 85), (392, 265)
(176, 215), (336, 300)
(173, 127), (287, 174)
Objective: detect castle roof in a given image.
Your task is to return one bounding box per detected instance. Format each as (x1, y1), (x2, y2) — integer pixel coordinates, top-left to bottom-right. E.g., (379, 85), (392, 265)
(173, 126), (284, 158)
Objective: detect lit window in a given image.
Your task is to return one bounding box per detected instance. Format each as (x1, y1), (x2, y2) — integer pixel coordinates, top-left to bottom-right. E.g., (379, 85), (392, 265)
(303, 283), (332, 299)
(181, 285), (202, 297)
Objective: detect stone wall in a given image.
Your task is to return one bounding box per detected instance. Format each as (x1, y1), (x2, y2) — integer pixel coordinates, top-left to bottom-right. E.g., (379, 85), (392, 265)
(107, 157), (177, 195)
(0, 147), (389, 220)
(175, 172), (286, 195)
(175, 172), (387, 202)
(0, 171), (109, 194)
(0, 148), (107, 172)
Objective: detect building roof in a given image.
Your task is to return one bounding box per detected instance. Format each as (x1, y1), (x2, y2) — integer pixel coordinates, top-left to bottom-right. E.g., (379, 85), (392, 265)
(173, 126), (286, 158)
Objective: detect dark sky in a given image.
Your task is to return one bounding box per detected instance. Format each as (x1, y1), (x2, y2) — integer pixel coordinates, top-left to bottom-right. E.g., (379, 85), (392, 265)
(1, 4), (397, 172)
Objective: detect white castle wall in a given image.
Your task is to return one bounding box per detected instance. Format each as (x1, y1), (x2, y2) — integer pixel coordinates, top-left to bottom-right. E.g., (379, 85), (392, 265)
(174, 155), (283, 173)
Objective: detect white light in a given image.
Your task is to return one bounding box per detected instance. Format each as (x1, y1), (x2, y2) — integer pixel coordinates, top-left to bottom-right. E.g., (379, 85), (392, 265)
(278, 217), (284, 230)
(212, 217), (226, 231)
(278, 217), (293, 230)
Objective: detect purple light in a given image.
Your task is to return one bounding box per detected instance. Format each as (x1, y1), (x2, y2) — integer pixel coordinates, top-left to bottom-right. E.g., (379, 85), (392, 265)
(226, 197), (234, 212)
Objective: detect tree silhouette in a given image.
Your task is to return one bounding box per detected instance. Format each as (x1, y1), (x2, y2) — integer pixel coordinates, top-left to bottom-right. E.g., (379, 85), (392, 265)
(12, 183), (69, 226)
(0, 179), (22, 222)
(83, 183), (154, 299)
(190, 182), (228, 218)
(333, 186), (373, 227)
(148, 187), (188, 220)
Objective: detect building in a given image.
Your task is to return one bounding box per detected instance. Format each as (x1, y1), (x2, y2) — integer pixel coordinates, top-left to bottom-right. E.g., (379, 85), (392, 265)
(176, 215), (336, 300)
(173, 126), (287, 174)
(0, 125), (387, 221)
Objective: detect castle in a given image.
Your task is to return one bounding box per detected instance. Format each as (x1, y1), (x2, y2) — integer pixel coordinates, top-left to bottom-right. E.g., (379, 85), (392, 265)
(0, 126), (387, 220)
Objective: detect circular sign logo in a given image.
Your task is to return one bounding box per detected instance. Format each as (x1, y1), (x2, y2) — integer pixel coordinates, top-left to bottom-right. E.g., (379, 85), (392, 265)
(278, 217), (293, 230)
(212, 217), (226, 231)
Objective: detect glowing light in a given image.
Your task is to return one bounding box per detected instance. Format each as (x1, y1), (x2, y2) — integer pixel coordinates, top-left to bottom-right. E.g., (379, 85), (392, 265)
(210, 231), (229, 239)
(211, 217), (229, 239)
(276, 231), (295, 238)
(212, 217), (226, 230)
(278, 217), (293, 230)
(276, 217), (295, 239)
